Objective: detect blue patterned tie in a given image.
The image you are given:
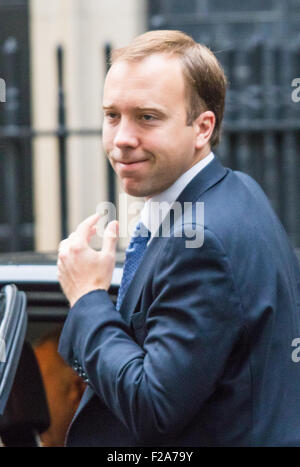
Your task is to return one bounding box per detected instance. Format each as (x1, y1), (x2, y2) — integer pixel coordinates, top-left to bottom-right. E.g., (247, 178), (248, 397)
(116, 221), (150, 311)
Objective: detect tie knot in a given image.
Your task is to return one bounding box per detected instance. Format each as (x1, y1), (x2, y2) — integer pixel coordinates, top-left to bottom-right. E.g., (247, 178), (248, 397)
(132, 222), (151, 242)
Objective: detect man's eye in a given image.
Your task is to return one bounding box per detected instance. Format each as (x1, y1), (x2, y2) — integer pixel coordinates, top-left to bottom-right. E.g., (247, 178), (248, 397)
(141, 114), (155, 121)
(105, 112), (118, 120)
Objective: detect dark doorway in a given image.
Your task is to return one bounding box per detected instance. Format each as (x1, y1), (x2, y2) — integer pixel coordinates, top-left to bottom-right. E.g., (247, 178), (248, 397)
(0, 0), (34, 252)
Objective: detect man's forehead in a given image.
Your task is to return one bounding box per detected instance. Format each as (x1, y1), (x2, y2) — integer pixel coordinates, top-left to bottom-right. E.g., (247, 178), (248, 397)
(108, 53), (183, 82)
(103, 53), (185, 103)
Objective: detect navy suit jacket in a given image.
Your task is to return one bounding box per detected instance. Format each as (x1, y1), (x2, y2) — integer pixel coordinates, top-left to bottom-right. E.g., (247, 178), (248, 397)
(59, 156), (300, 446)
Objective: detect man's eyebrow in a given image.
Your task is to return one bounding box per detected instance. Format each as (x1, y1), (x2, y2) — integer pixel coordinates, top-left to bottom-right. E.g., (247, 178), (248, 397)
(102, 105), (167, 114)
(135, 106), (166, 114)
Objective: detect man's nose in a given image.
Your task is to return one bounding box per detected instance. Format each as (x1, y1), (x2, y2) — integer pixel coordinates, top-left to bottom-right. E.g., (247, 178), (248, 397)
(114, 119), (139, 149)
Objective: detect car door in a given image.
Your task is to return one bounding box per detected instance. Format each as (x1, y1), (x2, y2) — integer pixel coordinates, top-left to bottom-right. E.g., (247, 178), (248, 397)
(0, 284), (27, 415)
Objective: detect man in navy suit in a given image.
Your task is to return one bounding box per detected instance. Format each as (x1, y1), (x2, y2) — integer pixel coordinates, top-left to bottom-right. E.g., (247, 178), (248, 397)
(57, 30), (300, 446)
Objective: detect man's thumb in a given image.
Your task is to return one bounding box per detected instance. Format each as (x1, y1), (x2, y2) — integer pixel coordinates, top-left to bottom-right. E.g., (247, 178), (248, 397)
(102, 220), (119, 254)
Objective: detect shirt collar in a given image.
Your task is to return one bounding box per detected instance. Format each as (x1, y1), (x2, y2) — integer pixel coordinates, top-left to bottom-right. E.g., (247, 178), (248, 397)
(140, 151), (214, 237)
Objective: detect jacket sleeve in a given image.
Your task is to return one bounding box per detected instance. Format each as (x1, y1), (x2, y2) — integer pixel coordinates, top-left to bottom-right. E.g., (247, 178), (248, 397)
(58, 228), (243, 443)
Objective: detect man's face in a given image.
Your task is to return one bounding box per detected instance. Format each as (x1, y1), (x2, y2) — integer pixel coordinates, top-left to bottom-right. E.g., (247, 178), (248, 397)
(102, 53), (208, 198)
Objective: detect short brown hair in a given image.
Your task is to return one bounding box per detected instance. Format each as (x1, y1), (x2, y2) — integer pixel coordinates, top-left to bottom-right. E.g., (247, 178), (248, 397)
(111, 30), (227, 147)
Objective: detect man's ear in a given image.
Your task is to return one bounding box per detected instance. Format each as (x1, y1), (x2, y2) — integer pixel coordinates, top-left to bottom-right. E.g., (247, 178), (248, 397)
(193, 111), (216, 149)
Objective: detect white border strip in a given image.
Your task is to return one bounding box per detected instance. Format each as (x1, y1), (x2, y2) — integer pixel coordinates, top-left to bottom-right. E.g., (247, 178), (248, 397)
(0, 265), (123, 286)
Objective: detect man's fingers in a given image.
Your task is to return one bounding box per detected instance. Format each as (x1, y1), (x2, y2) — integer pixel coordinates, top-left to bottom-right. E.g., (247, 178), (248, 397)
(58, 238), (69, 253)
(76, 213), (101, 244)
(102, 220), (119, 255)
(87, 225), (98, 244)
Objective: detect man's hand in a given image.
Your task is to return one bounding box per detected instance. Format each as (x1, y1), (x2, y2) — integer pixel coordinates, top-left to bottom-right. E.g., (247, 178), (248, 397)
(57, 213), (119, 307)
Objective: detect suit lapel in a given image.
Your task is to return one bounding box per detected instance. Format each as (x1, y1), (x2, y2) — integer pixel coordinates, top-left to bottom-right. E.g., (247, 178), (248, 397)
(176, 155), (228, 205)
(119, 156), (228, 324)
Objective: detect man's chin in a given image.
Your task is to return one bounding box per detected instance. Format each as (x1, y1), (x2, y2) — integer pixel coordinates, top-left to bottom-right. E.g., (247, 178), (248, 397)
(123, 186), (149, 198)
(121, 179), (150, 198)
(121, 178), (173, 198)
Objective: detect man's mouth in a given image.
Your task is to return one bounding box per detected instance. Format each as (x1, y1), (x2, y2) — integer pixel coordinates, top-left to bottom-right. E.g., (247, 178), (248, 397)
(115, 159), (148, 165)
(115, 159), (149, 171)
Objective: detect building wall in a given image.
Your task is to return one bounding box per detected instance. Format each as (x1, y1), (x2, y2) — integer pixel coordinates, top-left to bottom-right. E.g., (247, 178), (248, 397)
(30, 0), (147, 251)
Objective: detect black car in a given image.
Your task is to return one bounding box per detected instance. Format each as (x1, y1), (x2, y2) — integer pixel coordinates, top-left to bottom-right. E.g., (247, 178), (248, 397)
(0, 251), (123, 446)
